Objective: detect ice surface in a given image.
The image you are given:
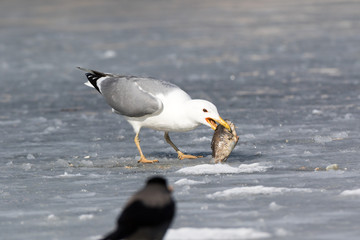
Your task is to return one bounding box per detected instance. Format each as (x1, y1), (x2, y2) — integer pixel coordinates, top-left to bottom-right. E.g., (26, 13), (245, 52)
(1, 0), (360, 240)
(165, 227), (271, 240)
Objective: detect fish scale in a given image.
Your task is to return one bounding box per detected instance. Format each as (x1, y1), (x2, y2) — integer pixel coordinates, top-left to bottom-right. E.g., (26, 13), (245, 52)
(211, 120), (239, 163)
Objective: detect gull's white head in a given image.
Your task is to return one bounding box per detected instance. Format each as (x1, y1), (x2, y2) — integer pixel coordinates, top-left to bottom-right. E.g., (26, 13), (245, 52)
(188, 99), (230, 131)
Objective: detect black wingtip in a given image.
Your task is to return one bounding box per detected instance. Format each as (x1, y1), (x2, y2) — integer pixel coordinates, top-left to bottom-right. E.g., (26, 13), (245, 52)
(85, 73), (102, 93)
(77, 67), (107, 76)
(78, 67), (107, 93)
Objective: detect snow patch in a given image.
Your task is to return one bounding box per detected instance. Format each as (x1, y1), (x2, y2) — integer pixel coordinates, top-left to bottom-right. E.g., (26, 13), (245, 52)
(6, 161), (13, 166)
(340, 189), (360, 196)
(343, 113), (354, 120)
(312, 109), (323, 115)
(314, 132), (348, 143)
(47, 214), (59, 221)
(269, 202), (284, 211)
(21, 163), (33, 171)
(177, 163), (269, 175)
(165, 227), (271, 240)
(0, 119), (21, 126)
(175, 178), (206, 186)
(59, 172), (83, 178)
(78, 214), (94, 221)
(79, 160), (94, 167)
(54, 159), (70, 167)
(101, 50), (117, 59)
(86, 235), (103, 240)
(26, 154), (36, 160)
(331, 132), (348, 139)
(194, 136), (211, 142)
(207, 186), (312, 199)
(314, 135), (332, 143)
(309, 68), (341, 76)
(274, 228), (290, 237)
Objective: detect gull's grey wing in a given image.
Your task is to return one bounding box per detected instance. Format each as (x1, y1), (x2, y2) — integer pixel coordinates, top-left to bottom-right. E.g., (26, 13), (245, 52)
(79, 67), (184, 118)
(99, 77), (166, 118)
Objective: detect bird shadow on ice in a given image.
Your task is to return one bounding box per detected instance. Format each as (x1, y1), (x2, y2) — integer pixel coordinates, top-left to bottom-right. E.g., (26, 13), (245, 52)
(148, 151), (262, 164)
(149, 151), (211, 160)
(227, 152), (262, 163)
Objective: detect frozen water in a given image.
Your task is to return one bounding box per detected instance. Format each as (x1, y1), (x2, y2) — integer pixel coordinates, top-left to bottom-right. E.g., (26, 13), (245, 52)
(1, 0), (360, 240)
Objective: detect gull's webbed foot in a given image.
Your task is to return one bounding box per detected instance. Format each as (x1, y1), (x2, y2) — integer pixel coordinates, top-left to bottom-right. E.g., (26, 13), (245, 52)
(177, 151), (203, 160)
(138, 156), (159, 164)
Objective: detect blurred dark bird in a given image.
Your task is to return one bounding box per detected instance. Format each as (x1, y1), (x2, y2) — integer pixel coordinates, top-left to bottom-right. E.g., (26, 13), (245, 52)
(101, 176), (176, 240)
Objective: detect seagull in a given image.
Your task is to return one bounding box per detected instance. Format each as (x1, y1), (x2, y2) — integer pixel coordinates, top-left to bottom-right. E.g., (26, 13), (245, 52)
(101, 176), (176, 240)
(78, 67), (230, 163)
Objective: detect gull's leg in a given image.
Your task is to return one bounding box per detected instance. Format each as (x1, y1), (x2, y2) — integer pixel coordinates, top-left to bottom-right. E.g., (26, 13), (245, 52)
(134, 132), (159, 163)
(164, 132), (203, 160)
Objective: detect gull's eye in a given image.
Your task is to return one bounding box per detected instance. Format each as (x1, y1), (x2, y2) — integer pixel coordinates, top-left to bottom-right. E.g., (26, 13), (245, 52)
(203, 108), (208, 112)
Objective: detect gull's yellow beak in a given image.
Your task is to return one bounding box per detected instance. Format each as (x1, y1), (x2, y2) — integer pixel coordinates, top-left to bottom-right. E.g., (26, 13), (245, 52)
(206, 117), (231, 131)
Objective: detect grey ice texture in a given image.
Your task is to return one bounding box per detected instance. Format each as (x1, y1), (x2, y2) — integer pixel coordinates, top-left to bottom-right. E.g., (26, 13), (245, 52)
(1, 0), (360, 240)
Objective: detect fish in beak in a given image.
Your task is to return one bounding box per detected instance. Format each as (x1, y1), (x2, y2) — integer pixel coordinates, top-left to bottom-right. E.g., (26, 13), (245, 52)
(206, 117), (231, 131)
